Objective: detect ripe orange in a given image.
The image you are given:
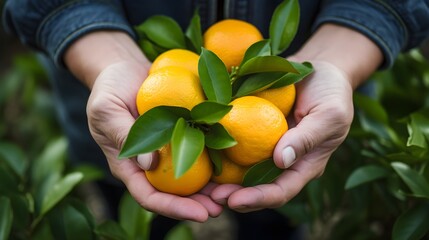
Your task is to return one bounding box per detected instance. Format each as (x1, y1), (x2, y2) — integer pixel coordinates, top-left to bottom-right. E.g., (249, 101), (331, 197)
(253, 84), (296, 116)
(219, 96), (288, 166)
(145, 144), (212, 196)
(149, 49), (200, 76)
(203, 19), (263, 71)
(211, 153), (249, 185)
(136, 66), (206, 115)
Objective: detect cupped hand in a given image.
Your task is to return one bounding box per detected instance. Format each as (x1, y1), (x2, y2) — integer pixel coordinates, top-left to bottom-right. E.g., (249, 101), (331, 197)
(86, 61), (222, 222)
(210, 60), (354, 212)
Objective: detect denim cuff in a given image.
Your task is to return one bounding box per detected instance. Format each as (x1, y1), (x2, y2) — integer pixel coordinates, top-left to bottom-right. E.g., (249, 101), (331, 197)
(313, 0), (407, 69)
(36, 0), (136, 67)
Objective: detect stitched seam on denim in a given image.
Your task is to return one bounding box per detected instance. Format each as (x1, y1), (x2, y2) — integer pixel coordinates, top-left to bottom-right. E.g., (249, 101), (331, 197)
(53, 22), (133, 65)
(374, 0), (408, 49)
(35, 0), (83, 49)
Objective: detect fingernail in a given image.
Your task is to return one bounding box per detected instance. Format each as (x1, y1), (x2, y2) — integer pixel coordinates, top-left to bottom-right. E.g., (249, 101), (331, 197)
(137, 153), (153, 170)
(282, 146), (296, 168)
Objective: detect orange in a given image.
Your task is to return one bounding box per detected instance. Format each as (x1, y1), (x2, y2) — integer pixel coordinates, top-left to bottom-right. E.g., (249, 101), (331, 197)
(145, 144), (212, 196)
(219, 96), (288, 166)
(136, 66), (206, 115)
(203, 19), (263, 71)
(253, 84), (296, 116)
(149, 49), (199, 76)
(211, 154), (249, 185)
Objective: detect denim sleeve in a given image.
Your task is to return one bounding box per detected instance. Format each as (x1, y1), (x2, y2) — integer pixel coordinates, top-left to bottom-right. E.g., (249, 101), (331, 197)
(2, 0), (136, 67)
(314, 0), (429, 69)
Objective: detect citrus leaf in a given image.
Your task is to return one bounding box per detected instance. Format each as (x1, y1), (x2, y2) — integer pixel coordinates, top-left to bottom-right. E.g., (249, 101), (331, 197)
(119, 106), (190, 159)
(407, 112), (429, 150)
(171, 118), (205, 178)
(191, 101), (232, 124)
(237, 56), (298, 77)
(269, 0), (300, 55)
(40, 172), (83, 216)
(270, 61), (314, 88)
(241, 40), (272, 65)
(198, 48), (232, 104)
(185, 10), (203, 54)
(137, 39), (166, 62)
(119, 192), (154, 240)
(233, 72), (286, 98)
(391, 162), (429, 198)
(242, 159), (283, 187)
(0, 142), (27, 178)
(95, 220), (129, 240)
(136, 15), (186, 49)
(165, 222), (194, 240)
(205, 123), (237, 150)
(345, 165), (390, 189)
(207, 148), (223, 176)
(0, 197), (13, 240)
(392, 203), (429, 240)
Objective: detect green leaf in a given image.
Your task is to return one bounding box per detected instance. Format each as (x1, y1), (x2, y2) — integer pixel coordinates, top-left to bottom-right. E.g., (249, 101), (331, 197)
(198, 48), (232, 104)
(191, 101), (232, 124)
(233, 72), (285, 98)
(137, 39), (166, 62)
(241, 40), (272, 65)
(345, 165), (390, 189)
(237, 56), (298, 76)
(39, 172), (83, 216)
(204, 123), (237, 150)
(354, 94), (389, 125)
(171, 118), (205, 178)
(0, 142), (27, 178)
(207, 148), (223, 176)
(269, 0), (300, 55)
(95, 220), (129, 240)
(0, 197), (13, 240)
(270, 61), (314, 88)
(391, 162), (429, 198)
(407, 112), (429, 149)
(136, 15), (186, 49)
(71, 164), (105, 183)
(0, 165), (19, 195)
(185, 10), (203, 54)
(119, 106), (190, 159)
(165, 222), (194, 240)
(242, 159), (283, 187)
(392, 203), (429, 240)
(119, 192), (155, 240)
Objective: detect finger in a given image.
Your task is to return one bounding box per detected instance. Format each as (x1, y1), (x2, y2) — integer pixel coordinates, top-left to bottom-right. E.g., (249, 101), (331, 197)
(136, 152), (159, 170)
(189, 182), (224, 218)
(210, 184), (243, 205)
(121, 168), (210, 222)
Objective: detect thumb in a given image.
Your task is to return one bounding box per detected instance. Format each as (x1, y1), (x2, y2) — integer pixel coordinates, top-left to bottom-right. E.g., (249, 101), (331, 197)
(136, 152), (159, 170)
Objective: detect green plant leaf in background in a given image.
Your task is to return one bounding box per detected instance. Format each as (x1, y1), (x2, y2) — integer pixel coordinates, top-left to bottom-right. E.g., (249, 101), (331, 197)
(345, 165), (390, 189)
(237, 56), (298, 76)
(95, 220), (129, 240)
(241, 40), (272, 65)
(233, 72), (285, 98)
(119, 192), (155, 240)
(171, 118), (205, 178)
(190, 101), (232, 124)
(0, 197), (13, 240)
(138, 38), (167, 62)
(198, 48), (232, 104)
(39, 172), (83, 217)
(185, 10), (203, 54)
(391, 162), (429, 199)
(242, 159), (283, 187)
(0, 142), (27, 179)
(392, 202), (429, 240)
(135, 15), (186, 49)
(270, 61), (314, 88)
(165, 222), (195, 240)
(204, 123), (237, 150)
(406, 111), (429, 152)
(269, 0), (300, 55)
(119, 106), (190, 159)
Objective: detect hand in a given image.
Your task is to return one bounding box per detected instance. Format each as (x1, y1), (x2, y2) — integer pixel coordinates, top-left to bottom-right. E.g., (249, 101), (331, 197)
(65, 31), (222, 222)
(210, 60), (354, 212)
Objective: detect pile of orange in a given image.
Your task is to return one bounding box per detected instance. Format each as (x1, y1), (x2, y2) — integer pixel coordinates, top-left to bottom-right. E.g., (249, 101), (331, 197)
(136, 19), (296, 196)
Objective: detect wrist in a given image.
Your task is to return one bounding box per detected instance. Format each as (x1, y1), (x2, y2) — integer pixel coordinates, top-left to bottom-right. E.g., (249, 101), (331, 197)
(64, 31), (150, 89)
(291, 23), (383, 89)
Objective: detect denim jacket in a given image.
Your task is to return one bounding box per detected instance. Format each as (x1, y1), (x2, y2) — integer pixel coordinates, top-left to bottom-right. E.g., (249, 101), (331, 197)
(3, 0), (429, 69)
